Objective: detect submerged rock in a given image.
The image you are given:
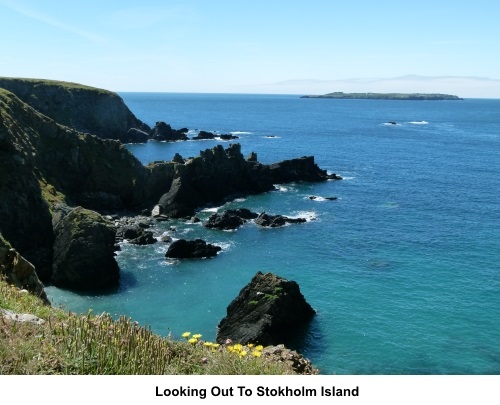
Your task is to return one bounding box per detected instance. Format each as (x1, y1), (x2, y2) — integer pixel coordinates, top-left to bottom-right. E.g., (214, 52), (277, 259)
(216, 271), (315, 346)
(165, 239), (221, 259)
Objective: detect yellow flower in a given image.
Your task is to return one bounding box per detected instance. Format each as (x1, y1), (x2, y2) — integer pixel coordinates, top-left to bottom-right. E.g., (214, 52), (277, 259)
(182, 332), (191, 338)
(227, 345), (234, 352)
(212, 343), (220, 349)
(193, 334), (202, 339)
(247, 343), (254, 348)
(255, 345), (264, 351)
(239, 351), (248, 357)
(188, 338), (198, 344)
(233, 344), (243, 351)
(252, 350), (262, 357)
(204, 342), (213, 347)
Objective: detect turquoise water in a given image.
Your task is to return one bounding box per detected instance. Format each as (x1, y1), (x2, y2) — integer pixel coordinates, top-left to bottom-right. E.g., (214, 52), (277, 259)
(45, 94), (500, 374)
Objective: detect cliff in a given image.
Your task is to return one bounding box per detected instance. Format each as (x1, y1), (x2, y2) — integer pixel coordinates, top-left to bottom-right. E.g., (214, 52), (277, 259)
(0, 77), (150, 141)
(1, 78), (340, 291)
(0, 87), (167, 281)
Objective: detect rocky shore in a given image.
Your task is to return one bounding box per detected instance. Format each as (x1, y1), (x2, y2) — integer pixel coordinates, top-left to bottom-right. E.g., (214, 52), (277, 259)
(0, 77), (341, 366)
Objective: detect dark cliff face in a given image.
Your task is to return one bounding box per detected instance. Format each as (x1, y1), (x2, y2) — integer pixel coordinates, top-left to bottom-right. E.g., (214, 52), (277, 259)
(0, 77), (150, 141)
(0, 88), (165, 280)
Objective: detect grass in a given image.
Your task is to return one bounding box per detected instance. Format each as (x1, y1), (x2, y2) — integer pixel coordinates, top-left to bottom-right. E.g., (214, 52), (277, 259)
(0, 278), (301, 375)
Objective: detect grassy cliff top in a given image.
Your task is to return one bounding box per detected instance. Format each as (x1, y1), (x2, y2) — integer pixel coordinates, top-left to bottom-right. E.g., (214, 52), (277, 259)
(0, 278), (313, 375)
(0, 77), (113, 96)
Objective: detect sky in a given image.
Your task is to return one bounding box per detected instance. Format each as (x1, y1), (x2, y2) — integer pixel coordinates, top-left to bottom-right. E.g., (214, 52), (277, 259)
(1, 0), (499, 97)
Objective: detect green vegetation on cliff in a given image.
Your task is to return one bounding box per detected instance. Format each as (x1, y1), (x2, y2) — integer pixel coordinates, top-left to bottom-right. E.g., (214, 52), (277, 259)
(0, 77), (149, 141)
(0, 278), (307, 375)
(301, 91), (463, 100)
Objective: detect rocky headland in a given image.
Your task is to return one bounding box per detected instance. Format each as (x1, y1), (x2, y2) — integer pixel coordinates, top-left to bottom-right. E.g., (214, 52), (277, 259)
(0, 77), (335, 373)
(0, 78), (342, 292)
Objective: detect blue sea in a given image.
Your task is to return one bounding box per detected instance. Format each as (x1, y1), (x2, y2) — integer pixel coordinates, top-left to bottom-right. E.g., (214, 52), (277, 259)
(45, 93), (500, 375)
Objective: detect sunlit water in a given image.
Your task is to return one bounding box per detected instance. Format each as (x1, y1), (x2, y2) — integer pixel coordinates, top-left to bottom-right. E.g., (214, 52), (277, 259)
(46, 94), (500, 374)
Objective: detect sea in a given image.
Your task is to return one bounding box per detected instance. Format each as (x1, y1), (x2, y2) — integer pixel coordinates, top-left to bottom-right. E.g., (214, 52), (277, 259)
(45, 93), (500, 375)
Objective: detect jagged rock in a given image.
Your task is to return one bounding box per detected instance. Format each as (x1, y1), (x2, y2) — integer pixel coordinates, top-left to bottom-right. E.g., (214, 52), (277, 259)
(129, 231), (156, 245)
(156, 144), (339, 219)
(204, 211), (246, 230)
(246, 151), (258, 162)
(226, 208), (259, 220)
(192, 130), (216, 140)
(124, 128), (149, 143)
(0, 234), (49, 305)
(218, 134), (239, 140)
(165, 239), (221, 259)
(52, 207), (119, 290)
(204, 208), (259, 230)
(172, 153), (185, 164)
(254, 213), (307, 227)
(216, 271), (316, 346)
(261, 345), (319, 375)
(150, 121), (188, 141)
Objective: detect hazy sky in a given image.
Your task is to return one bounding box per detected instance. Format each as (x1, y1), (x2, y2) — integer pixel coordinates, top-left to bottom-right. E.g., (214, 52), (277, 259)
(1, 0), (499, 97)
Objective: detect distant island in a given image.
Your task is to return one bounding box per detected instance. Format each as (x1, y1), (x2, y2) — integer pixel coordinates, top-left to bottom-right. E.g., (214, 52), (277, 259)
(301, 92), (463, 100)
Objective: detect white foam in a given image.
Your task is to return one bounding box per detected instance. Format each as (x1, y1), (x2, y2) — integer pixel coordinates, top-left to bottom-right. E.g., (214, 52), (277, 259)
(308, 196), (327, 201)
(275, 185), (289, 192)
(408, 121), (429, 125)
(289, 211), (317, 222)
(383, 122), (402, 126)
(201, 206), (221, 213)
(230, 131), (251, 135)
(232, 197), (247, 203)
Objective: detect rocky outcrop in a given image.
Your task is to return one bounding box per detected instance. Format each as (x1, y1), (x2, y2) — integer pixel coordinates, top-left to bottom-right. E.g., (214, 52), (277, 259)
(204, 212), (247, 230)
(192, 130), (239, 140)
(0, 234), (49, 305)
(216, 271), (316, 346)
(52, 207), (119, 290)
(204, 208), (259, 230)
(1, 78), (340, 292)
(0, 77), (150, 141)
(204, 209), (306, 230)
(149, 121), (188, 141)
(154, 143), (339, 218)
(254, 213), (307, 227)
(261, 345), (319, 375)
(165, 239), (221, 259)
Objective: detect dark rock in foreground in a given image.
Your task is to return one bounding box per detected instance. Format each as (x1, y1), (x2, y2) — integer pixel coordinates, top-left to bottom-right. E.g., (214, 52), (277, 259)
(254, 213), (307, 227)
(216, 271), (315, 346)
(52, 207), (119, 290)
(165, 239), (221, 259)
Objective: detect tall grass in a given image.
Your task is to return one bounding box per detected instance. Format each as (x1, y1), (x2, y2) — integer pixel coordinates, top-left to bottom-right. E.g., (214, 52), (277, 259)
(0, 279), (299, 375)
